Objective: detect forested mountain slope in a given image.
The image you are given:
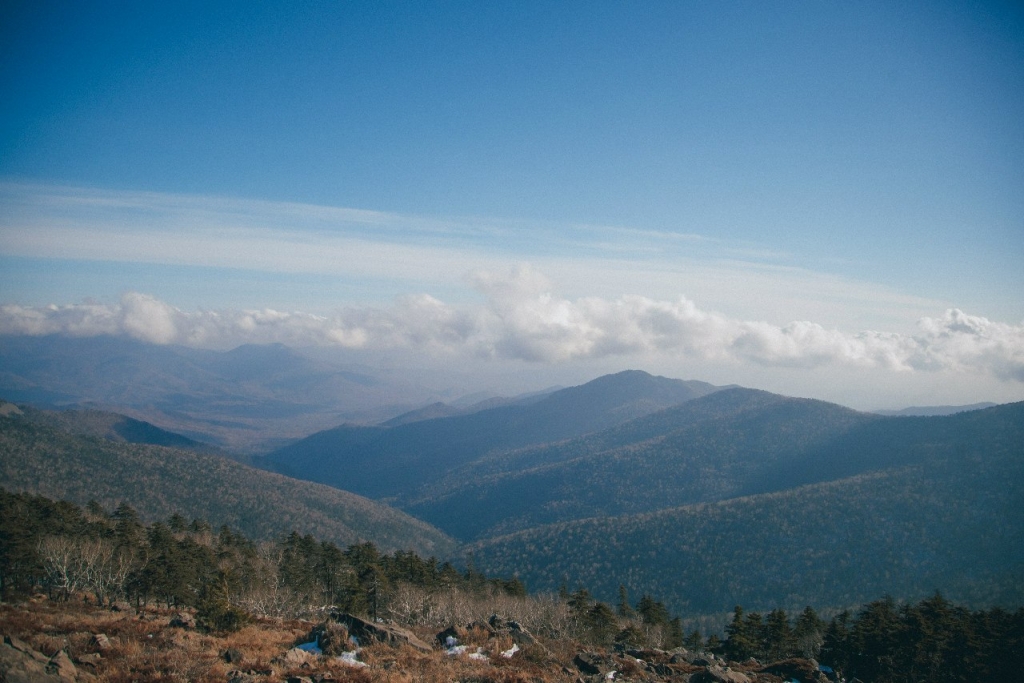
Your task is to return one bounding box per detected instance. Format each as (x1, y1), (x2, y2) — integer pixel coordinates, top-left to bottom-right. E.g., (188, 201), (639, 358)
(465, 401), (1024, 617)
(0, 406), (455, 557)
(262, 370), (721, 500)
(405, 388), (880, 539)
(9, 402), (212, 451)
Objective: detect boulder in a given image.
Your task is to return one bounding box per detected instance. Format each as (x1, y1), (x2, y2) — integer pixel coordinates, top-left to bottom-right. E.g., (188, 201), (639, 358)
(487, 615), (538, 645)
(76, 652), (103, 668)
(90, 634), (112, 652)
(691, 665), (751, 683)
(0, 640), (63, 683)
(760, 658), (828, 682)
(573, 651), (613, 676)
(46, 650), (78, 683)
(330, 613), (431, 653)
(305, 622), (350, 656)
(277, 647), (316, 667)
(169, 612), (196, 629)
(222, 647), (244, 664)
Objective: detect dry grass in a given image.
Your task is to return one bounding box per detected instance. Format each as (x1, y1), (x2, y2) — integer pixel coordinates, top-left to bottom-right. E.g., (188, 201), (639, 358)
(0, 597), (585, 683)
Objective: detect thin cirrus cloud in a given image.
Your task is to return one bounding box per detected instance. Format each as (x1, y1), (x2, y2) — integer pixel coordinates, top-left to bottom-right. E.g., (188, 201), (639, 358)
(2, 265), (1022, 383)
(0, 182), (953, 331)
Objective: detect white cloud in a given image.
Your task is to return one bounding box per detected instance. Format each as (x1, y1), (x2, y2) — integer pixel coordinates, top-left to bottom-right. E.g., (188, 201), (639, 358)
(2, 267), (1022, 383)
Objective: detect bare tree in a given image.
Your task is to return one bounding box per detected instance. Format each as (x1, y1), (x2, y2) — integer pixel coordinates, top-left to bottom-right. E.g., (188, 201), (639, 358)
(38, 536), (87, 601)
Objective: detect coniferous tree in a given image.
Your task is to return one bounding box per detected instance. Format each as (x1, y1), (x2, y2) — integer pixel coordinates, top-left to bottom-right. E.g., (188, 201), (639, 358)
(764, 608), (794, 661)
(585, 601), (618, 646)
(617, 584), (634, 618)
(665, 616), (685, 649)
(637, 594), (671, 626)
(793, 605), (825, 659)
(725, 606), (757, 661)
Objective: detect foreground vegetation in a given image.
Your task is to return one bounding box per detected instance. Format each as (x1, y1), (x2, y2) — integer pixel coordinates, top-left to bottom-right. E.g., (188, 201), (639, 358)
(2, 490), (1022, 682)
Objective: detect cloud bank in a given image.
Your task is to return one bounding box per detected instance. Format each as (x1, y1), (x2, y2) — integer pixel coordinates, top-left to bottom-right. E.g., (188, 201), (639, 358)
(2, 266), (1022, 383)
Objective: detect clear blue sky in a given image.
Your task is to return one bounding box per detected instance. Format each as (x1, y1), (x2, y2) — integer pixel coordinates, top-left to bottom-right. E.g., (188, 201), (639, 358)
(1, 1), (1022, 408)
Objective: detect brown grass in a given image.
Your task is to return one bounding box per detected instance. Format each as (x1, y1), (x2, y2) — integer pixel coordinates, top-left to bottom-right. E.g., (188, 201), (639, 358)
(0, 597), (596, 683)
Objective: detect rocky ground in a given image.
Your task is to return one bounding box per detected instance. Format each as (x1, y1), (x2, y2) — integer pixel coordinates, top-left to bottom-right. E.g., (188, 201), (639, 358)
(0, 597), (835, 683)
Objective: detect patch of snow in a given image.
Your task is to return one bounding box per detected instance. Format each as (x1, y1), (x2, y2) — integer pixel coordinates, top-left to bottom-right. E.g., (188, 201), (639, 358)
(335, 651), (366, 668)
(501, 643), (520, 658)
(297, 638), (321, 655)
(445, 644), (488, 661)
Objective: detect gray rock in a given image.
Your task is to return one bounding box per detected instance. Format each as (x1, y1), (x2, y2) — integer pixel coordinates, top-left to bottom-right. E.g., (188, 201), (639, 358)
(277, 647), (316, 666)
(90, 633), (112, 652)
(574, 651), (612, 676)
(76, 652), (102, 667)
(0, 641), (63, 683)
(46, 650), (78, 683)
(330, 612), (431, 652)
(691, 664), (751, 683)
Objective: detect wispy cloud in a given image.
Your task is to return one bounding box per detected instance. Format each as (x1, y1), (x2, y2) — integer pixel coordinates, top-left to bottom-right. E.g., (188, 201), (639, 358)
(0, 182), (949, 331)
(3, 265), (1022, 382)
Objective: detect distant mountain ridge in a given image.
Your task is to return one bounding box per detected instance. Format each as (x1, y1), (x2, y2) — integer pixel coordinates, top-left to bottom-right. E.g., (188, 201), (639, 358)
(260, 370), (723, 501)
(0, 334), (454, 450)
(874, 402), (998, 416)
(403, 388), (882, 540)
(0, 402), (456, 557)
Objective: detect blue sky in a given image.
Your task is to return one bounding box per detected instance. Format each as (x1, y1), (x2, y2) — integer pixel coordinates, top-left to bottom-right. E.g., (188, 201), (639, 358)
(1, 1), (1022, 408)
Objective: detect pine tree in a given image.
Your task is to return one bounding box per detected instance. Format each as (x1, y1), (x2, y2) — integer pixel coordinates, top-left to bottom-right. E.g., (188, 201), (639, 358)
(586, 601), (618, 646)
(725, 606), (757, 661)
(793, 605), (825, 659)
(665, 616), (685, 649)
(764, 608), (794, 661)
(617, 584), (634, 618)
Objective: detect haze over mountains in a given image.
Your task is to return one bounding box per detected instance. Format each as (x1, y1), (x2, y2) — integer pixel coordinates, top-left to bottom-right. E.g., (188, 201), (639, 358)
(0, 334), (469, 451)
(1, 335), (1020, 623)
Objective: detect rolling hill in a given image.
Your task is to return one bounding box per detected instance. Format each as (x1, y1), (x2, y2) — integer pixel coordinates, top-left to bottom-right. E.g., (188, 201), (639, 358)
(0, 402), (456, 557)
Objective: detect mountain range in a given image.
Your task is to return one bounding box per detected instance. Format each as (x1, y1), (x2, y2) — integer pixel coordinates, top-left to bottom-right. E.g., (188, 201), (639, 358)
(0, 334), (459, 451)
(1, 335), (1020, 623)
(259, 370), (721, 502)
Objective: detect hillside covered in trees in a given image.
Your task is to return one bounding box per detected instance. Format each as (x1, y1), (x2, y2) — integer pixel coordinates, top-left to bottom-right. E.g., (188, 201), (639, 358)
(0, 403), (455, 557)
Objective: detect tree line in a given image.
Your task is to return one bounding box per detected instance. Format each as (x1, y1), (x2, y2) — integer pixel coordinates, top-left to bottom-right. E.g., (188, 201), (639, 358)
(0, 488), (523, 630)
(2, 487), (1021, 681)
